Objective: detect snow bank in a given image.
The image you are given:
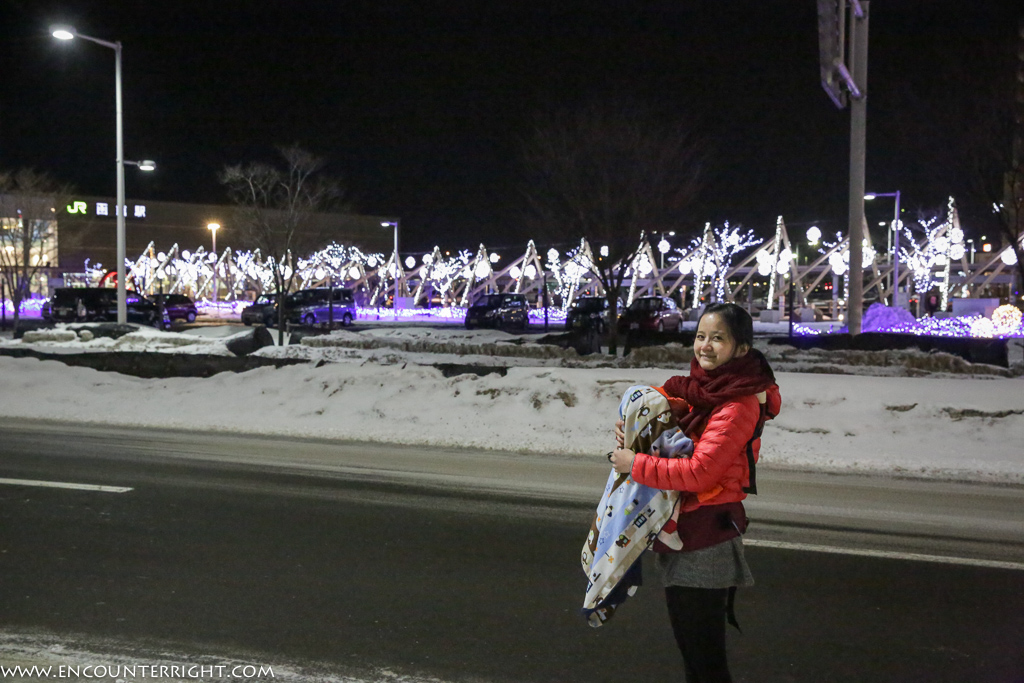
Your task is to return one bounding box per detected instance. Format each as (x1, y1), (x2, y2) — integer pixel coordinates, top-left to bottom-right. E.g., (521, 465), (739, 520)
(0, 348), (1021, 483)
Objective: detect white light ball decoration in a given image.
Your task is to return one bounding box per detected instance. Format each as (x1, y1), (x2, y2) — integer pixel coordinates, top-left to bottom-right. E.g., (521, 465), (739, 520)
(806, 226), (821, 244)
(367, 256), (378, 268)
(1001, 248), (1018, 266)
(778, 248), (793, 266)
(489, 252), (500, 264)
(637, 258), (653, 277)
(422, 253), (433, 265)
(678, 259), (692, 276)
(970, 317), (996, 338)
(460, 266), (472, 279)
(157, 252), (167, 263)
(861, 243), (877, 268)
(776, 259), (791, 275)
(419, 266), (429, 277)
(600, 246), (609, 258)
(314, 268), (326, 281)
(510, 265), (523, 279)
(474, 260), (491, 279)
(524, 264), (537, 279)
(949, 244), (966, 261)
(949, 227), (964, 244)
(828, 251), (848, 276)
(182, 250), (192, 260)
(756, 260), (773, 277)
(657, 238), (670, 254)
(934, 236), (950, 254)
(991, 304), (1023, 334)
(546, 248), (560, 262)
(703, 261), (717, 277)
(388, 263), (397, 277)
(348, 266), (361, 280)
(934, 254), (949, 267)
(405, 256), (416, 269)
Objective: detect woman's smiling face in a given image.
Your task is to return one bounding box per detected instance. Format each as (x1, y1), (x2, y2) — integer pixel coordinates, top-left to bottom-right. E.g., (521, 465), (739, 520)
(693, 312), (749, 371)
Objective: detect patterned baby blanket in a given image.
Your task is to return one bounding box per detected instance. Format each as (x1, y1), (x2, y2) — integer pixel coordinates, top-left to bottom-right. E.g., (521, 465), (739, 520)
(580, 385), (693, 627)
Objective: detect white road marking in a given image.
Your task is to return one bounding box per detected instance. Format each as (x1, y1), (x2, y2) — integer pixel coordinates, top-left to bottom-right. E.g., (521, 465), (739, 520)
(0, 478), (132, 493)
(746, 539), (1024, 571)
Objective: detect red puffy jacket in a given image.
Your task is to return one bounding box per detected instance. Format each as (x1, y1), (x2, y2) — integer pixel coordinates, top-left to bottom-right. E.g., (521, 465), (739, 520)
(631, 385), (781, 511)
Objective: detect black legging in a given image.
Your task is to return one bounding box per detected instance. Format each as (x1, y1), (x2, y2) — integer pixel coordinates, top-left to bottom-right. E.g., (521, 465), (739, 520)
(664, 586), (733, 683)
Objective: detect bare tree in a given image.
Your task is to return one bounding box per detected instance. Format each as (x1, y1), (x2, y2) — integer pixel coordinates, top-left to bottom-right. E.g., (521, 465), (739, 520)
(521, 102), (707, 352)
(220, 145), (348, 343)
(0, 169), (73, 334)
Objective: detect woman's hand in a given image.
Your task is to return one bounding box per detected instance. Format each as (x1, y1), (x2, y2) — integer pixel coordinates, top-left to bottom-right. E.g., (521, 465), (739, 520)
(609, 448), (635, 474)
(614, 419), (625, 448)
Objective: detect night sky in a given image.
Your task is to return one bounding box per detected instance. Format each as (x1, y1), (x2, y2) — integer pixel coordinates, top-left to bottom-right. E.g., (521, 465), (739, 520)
(1, 1), (1019, 253)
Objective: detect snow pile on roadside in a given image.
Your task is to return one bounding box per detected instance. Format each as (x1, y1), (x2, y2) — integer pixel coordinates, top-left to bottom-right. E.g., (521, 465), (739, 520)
(1, 352), (1021, 483)
(300, 327), (582, 360)
(3, 325), (250, 356)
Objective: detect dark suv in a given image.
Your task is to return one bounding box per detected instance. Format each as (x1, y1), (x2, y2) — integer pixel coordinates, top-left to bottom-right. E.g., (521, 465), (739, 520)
(281, 288), (357, 326)
(565, 296), (622, 334)
(464, 293), (529, 331)
(48, 287), (162, 326)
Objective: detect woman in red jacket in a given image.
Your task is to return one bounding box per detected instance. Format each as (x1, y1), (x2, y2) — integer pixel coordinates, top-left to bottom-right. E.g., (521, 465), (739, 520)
(610, 302), (780, 683)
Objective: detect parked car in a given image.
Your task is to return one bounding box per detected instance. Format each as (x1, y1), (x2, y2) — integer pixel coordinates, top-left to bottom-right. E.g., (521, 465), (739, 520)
(464, 292), (529, 331)
(153, 293), (198, 322)
(617, 295), (685, 333)
(281, 288), (357, 326)
(240, 293), (279, 326)
(565, 296), (622, 334)
(48, 287), (163, 327)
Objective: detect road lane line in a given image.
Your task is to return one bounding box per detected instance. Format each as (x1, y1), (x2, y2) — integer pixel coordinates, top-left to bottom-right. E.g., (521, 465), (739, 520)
(0, 478), (132, 493)
(746, 539), (1024, 571)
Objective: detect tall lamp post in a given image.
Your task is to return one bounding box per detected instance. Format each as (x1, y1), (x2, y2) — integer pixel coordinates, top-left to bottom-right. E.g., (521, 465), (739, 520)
(51, 24), (150, 324)
(208, 223), (221, 303)
(865, 191), (901, 307)
(381, 219), (400, 320)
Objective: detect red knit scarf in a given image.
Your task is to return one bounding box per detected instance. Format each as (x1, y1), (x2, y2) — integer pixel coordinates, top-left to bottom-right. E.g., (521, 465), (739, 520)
(662, 348), (776, 439)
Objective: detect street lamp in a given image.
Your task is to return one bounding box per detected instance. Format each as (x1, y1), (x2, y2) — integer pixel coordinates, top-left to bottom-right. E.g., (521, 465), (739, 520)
(381, 219), (400, 319)
(865, 191), (901, 307)
(208, 223), (221, 302)
(51, 24), (150, 324)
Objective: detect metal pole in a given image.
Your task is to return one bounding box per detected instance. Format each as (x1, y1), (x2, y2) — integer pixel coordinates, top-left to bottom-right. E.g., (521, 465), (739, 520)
(114, 40), (126, 324)
(892, 189), (901, 307)
(393, 219), (399, 321)
(211, 228), (217, 303)
(846, 0), (869, 334)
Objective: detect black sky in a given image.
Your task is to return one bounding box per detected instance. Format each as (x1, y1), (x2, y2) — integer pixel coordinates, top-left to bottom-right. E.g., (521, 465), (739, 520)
(1, 1), (1019, 252)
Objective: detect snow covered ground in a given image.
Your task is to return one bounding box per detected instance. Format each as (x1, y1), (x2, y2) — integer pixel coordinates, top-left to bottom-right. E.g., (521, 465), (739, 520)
(2, 323), (1022, 484)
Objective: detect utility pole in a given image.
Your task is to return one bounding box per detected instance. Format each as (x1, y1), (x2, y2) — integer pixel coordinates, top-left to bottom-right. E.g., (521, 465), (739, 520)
(819, 0), (869, 333)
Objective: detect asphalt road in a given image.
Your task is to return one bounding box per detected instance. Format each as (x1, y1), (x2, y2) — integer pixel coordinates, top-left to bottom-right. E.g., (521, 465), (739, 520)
(1, 419), (1022, 682)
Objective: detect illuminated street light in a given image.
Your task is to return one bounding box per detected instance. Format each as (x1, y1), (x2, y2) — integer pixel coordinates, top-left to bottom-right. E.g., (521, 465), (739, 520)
(865, 190), (902, 307)
(207, 223), (220, 302)
(381, 219), (400, 319)
(51, 23), (152, 324)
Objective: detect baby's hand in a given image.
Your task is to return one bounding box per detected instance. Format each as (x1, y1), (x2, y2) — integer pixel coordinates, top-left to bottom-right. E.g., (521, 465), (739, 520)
(614, 419), (625, 448)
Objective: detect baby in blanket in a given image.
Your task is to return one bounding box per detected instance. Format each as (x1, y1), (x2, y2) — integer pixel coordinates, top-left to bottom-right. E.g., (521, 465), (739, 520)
(579, 385), (694, 627)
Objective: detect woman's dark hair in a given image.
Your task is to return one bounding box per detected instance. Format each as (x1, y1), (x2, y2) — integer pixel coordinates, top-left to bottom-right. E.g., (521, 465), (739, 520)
(698, 303), (754, 348)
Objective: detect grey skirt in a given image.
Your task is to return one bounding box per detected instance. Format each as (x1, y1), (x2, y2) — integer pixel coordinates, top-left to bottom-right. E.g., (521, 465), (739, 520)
(654, 536), (754, 589)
